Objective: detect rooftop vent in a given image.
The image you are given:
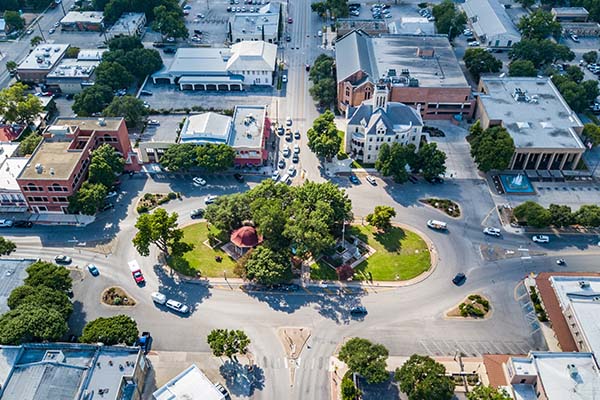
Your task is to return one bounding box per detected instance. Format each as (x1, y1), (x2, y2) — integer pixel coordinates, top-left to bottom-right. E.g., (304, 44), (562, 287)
(567, 364), (578, 378)
(97, 118), (106, 126)
(49, 168), (55, 176)
(513, 88), (528, 102)
(35, 163), (43, 174)
(401, 69), (410, 76)
(579, 280), (590, 288)
(387, 69), (397, 77)
(43, 350), (65, 363)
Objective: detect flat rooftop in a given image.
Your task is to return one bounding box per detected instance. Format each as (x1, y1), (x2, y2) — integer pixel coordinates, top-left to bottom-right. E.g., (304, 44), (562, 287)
(54, 117), (123, 131)
(18, 44), (68, 71)
(0, 158), (29, 191)
(532, 352), (600, 400)
(107, 12), (145, 35)
(180, 112), (232, 145)
(0, 259), (34, 314)
(552, 7), (589, 15)
(231, 105), (266, 149)
(60, 11), (104, 24)
(153, 364), (225, 400)
(479, 77), (585, 150)
(550, 276), (600, 357)
(46, 59), (99, 80)
(18, 139), (82, 181)
(76, 49), (106, 61)
(336, 31), (468, 88)
(157, 48), (230, 77)
(230, 12), (279, 37)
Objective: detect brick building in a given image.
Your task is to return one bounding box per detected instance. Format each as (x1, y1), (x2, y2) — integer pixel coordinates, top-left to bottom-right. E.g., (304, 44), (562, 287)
(335, 31), (474, 120)
(16, 117), (139, 213)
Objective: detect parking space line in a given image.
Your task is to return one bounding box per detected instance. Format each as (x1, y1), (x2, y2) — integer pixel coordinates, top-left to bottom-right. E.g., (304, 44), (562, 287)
(302, 286), (312, 294)
(322, 286), (334, 295)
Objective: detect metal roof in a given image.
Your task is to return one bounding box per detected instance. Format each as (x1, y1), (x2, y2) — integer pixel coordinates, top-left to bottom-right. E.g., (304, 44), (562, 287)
(179, 112), (232, 144)
(0, 259), (34, 314)
(462, 0), (521, 42)
(153, 364), (225, 400)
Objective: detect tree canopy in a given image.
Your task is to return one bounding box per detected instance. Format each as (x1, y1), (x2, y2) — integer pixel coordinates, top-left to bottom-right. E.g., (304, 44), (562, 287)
(152, 5), (188, 39)
(310, 0), (348, 18)
(508, 60), (537, 77)
(513, 201), (551, 228)
(207, 329), (251, 359)
(308, 54), (337, 107)
(467, 385), (512, 400)
(468, 122), (515, 172)
(582, 123), (600, 147)
(102, 95), (148, 127)
(552, 74), (598, 113)
(307, 110), (342, 161)
(432, 0), (467, 40)
(463, 48), (502, 81)
(0, 237), (16, 256)
(416, 143), (447, 180)
(133, 208), (192, 257)
(0, 83), (43, 124)
(103, 48), (163, 81)
(583, 51), (598, 65)
(107, 35), (144, 51)
(375, 143), (416, 183)
(366, 206), (396, 232)
(339, 338), (389, 384)
(94, 61), (134, 90)
(24, 260), (72, 292)
(509, 39), (574, 68)
(4, 10), (24, 31)
(7, 285), (73, 318)
(0, 303), (68, 345)
(195, 143), (236, 172)
(88, 144), (124, 187)
(395, 354), (454, 400)
(242, 246), (290, 285)
(68, 182), (108, 215)
(80, 315), (139, 345)
(161, 143), (197, 172)
(518, 10), (561, 40)
(72, 84), (114, 116)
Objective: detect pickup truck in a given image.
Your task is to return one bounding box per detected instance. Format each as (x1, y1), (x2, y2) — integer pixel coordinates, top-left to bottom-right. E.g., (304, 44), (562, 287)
(128, 260), (145, 284)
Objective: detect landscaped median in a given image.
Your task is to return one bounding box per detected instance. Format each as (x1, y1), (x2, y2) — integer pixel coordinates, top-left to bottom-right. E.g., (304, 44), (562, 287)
(310, 224), (432, 282)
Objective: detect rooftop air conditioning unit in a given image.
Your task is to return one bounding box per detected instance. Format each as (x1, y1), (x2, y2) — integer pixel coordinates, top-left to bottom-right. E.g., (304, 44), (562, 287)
(579, 281), (590, 288)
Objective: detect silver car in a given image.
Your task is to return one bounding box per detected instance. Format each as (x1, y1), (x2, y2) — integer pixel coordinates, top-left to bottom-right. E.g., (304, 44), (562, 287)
(166, 299), (189, 314)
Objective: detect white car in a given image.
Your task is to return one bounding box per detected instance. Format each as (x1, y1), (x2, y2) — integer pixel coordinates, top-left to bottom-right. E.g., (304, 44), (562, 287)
(147, 119), (160, 125)
(282, 146), (291, 157)
(105, 191), (118, 199)
(287, 166), (296, 176)
(151, 292), (167, 305)
(483, 227), (501, 237)
(0, 219), (13, 228)
(282, 75), (287, 83)
(468, 41), (480, 47)
(293, 144), (300, 154)
(317, 30), (322, 37)
(204, 195), (218, 204)
(366, 175), (376, 185)
(166, 299), (189, 314)
(532, 235), (550, 243)
(271, 171), (280, 181)
(193, 176), (207, 186)
(286, 116), (292, 126)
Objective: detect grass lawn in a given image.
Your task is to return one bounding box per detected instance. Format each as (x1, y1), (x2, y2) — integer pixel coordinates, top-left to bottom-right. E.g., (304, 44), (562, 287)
(310, 225), (431, 281)
(168, 223), (237, 277)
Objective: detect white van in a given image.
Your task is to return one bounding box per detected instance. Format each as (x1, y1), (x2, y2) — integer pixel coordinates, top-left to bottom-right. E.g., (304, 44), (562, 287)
(427, 219), (447, 230)
(151, 292), (167, 305)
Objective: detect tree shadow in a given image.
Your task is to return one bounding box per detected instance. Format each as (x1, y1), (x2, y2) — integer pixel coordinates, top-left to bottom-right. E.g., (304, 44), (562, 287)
(67, 300), (87, 336)
(372, 227), (406, 253)
(357, 372), (399, 400)
(152, 263), (212, 315)
(219, 359), (265, 397)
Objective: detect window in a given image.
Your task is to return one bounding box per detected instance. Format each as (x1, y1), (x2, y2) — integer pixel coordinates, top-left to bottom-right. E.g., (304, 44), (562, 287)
(367, 155), (370, 160)
(387, 137), (391, 142)
(345, 89), (350, 97)
(368, 145), (372, 150)
(369, 138), (372, 142)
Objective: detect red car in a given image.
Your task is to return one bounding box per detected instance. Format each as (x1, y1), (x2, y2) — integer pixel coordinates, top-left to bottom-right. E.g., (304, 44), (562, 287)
(128, 260), (145, 284)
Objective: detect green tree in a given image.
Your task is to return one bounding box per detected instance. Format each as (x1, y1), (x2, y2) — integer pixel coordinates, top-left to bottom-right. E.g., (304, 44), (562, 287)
(243, 246), (290, 285)
(24, 260), (72, 292)
(307, 110), (341, 161)
(432, 0), (467, 40)
(160, 143), (198, 172)
(152, 5), (188, 39)
(375, 142), (417, 183)
(251, 197), (289, 250)
(68, 182), (108, 215)
(467, 385), (512, 400)
(94, 61), (134, 90)
(102, 95), (147, 127)
(107, 35), (143, 51)
(30, 35), (44, 47)
(80, 315), (139, 345)
(7, 285), (73, 318)
(574, 204), (600, 227)
(552, 75), (597, 113)
(309, 78), (337, 107)
(515, 0), (535, 8)
(92, 143), (125, 175)
(5, 60), (17, 73)
(509, 60), (538, 77)
(207, 329), (251, 359)
(0, 303), (68, 345)
(341, 371), (362, 400)
(339, 338), (389, 384)
(103, 0), (129, 24)
(518, 10), (561, 40)
(65, 46), (81, 58)
(133, 208), (192, 257)
(88, 159), (116, 187)
(509, 39), (574, 68)
(4, 10), (24, 31)
(469, 126), (515, 172)
(0, 83), (43, 124)
(309, 54), (335, 81)
(395, 354), (454, 400)
(72, 84), (114, 116)
(548, 204), (574, 227)
(416, 142), (446, 180)
(463, 48), (502, 81)
(311, 1), (327, 18)
(366, 205), (396, 232)
(103, 48), (163, 81)
(582, 123), (600, 146)
(583, 51), (598, 65)
(195, 143), (235, 172)
(513, 201), (551, 228)
(566, 65), (584, 83)
(205, 193), (252, 233)
(0, 237), (16, 256)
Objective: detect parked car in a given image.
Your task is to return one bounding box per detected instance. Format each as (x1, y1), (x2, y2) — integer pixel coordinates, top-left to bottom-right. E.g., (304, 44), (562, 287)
(136, 331), (152, 353)
(287, 17), (293, 23)
(140, 90), (153, 96)
(87, 264), (99, 276)
(151, 292), (167, 304)
(452, 273), (466, 285)
(13, 220), (32, 228)
(483, 227), (501, 237)
(468, 41), (480, 47)
(215, 383), (229, 397)
(147, 119), (160, 125)
(192, 176), (207, 186)
(288, 165), (296, 176)
(271, 171), (280, 181)
(190, 209), (204, 219)
(293, 143), (300, 154)
(532, 235), (550, 243)
(292, 153), (299, 163)
(366, 175), (376, 185)
(55, 255), (72, 265)
(163, 47), (176, 54)
(0, 219), (14, 228)
(204, 195), (218, 204)
(101, 202), (115, 212)
(282, 75), (287, 83)
(233, 173), (245, 182)
(278, 159), (286, 169)
(129, 260), (145, 284)
(349, 175), (360, 184)
(294, 130), (301, 139)
(286, 116), (292, 126)
(166, 299), (190, 314)
(570, 34), (579, 42)
(427, 219), (447, 230)
(350, 306), (367, 315)
(282, 146), (291, 158)
(49, 28), (55, 34)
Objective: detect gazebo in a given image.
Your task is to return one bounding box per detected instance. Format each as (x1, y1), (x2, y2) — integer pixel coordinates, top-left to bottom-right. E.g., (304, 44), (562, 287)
(230, 225), (263, 256)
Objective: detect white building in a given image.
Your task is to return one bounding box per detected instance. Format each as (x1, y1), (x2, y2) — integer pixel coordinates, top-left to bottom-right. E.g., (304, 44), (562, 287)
(462, 0), (521, 49)
(153, 364), (226, 400)
(345, 85), (423, 163)
(0, 143), (28, 212)
(106, 12), (147, 39)
(152, 41), (277, 90)
(46, 49), (105, 94)
(229, 12), (280, 43)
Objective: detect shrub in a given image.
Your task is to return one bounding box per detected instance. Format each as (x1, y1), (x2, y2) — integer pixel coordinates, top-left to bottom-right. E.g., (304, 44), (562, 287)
(157, 196), (169, 205)
(143, 193), (154, 201)
(337, 151), (348, 160)
(136, 205), (148, 214)
(168, 192), (177, 200)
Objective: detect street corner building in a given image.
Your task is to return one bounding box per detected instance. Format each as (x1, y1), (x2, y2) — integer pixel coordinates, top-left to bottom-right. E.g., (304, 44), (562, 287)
(151, 40), (277, 91)
(461, 0), (521, 49)
(335, 30), (475, 121)
(476, 76), (585, 173)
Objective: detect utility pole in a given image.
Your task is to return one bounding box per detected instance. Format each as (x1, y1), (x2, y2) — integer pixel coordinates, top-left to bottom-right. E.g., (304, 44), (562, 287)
(58, 0), (66, 16)
(36, 20), (46, 42)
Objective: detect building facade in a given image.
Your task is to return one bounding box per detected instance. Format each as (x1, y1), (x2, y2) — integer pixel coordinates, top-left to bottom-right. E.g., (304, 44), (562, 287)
(345, 85), (423, 163)
(45, 49), (105, 94)
(462, 0), (521, 49)
(16, 118), (138, 213)
(335, 31), (474, 120)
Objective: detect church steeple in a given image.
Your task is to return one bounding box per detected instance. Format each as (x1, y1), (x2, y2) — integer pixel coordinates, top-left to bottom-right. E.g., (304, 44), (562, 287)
(374, 84), (389, 111)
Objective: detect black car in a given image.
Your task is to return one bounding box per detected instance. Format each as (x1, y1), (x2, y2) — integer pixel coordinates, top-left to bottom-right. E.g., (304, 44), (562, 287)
(101, 203), (114, 212)
(286, 34), (291, 42)
(13, 220), (33, 228)
(408, 175), (418, 183)
(163, 47), (176, 54)
(152, 42), (166, 48)
(278, 159), (286, 169)
(140, 90), (153, 96)
(190, 208), (204, 219)
(292, 153), (299, 163)
(55, 255), (72, 265)
(350, 306), (367, 315)
(233, 173), (245, 182)
(194, 29), (203, 35)
(65, 93), (74, 100)
(452, 273), (466, 286)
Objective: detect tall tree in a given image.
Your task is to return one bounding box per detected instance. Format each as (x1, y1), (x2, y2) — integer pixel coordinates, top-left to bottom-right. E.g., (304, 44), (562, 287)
(582, 123), (600, 146)
(432, 0), (467, 40)
(92, 144), (125, 175)
(509, 39), (574, 68)
(94, 61), (134, 90)
(30, 35), (44, 47)
(0, 303), (68, 345)
(107, 35), (144, 51)
(0, 83), (43, 124)
(102, 95), (148, 127)
(160, 143), (198, 172)
(207, 329), (251, 359)
(243, 246), (290, 285)
(508, 60), (537, 77)
(133, 208), (192, 257)
(416, 143), (446, 180)
(195, 143), (235, 172)
(375, 143), (417, 183)
(103, 48), (163, 81)
(307, 110), (341, 161)
(469, 126), (514, 172)
(339, 338), (389, 384)
(7, 285), (73, 318)
(548, 204), (574, 227)
(68, 182), (108, 215)
(467, 385), (512, 400)
(72, 84), (114, 116)
(574, 204), (600, 227)
(366, 206), (396, 232)
(24, 261), (72, 292)
(583, 51), (598, 65)
(0, 237), (16, 256)
(205, 193), (252, 233)
(152, 5), (188, 39)
(80, 315), (139, 345)
(4, 10), (24, 31)
(395, 354), (454, 400)
(513, 201), (551, 228)
(5, 60), (17, 73)
(518, 10), (561, 40)
(463, 48), (502, 81)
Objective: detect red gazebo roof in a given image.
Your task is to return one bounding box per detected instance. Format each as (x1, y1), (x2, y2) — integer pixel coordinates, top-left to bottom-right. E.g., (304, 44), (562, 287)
(230, 226), (263, 248)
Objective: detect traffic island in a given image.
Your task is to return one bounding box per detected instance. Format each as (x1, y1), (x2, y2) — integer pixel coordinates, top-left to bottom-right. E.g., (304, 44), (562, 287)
(136, 192), (180, 214)
(101, 287), (136, 307)
(420, 198), (461, 218)
(446, 294), (491, 319)
(277, 327), (311, 388)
